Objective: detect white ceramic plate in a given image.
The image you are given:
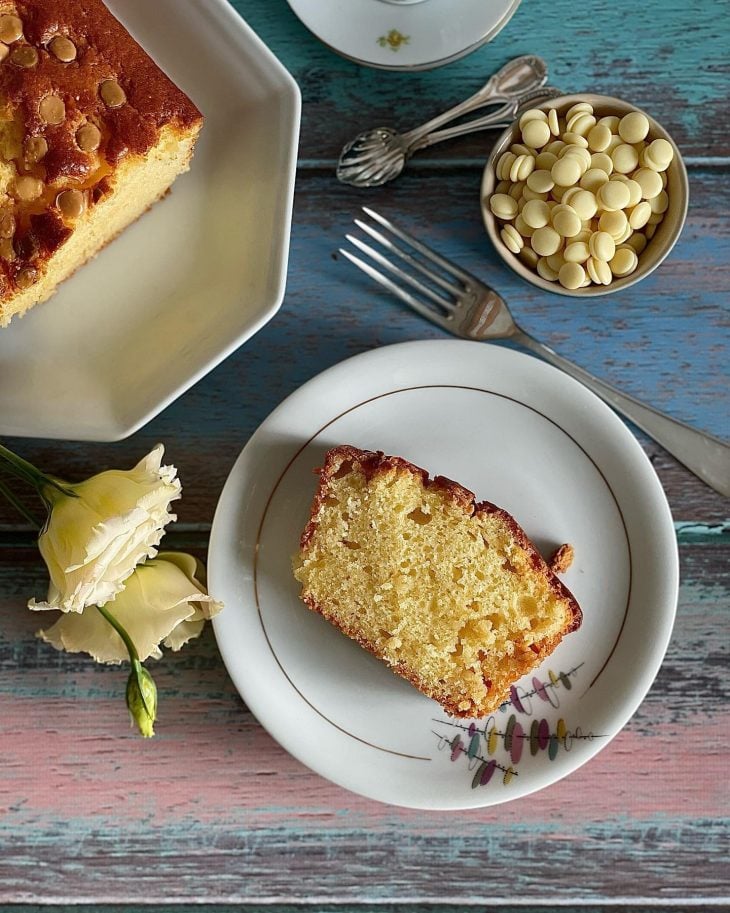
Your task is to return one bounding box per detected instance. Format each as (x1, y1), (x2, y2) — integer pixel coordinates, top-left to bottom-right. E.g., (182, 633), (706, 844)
(286, 0), (521, 71)
(0, 0), (300, 441)
(209, 340), (678, 809)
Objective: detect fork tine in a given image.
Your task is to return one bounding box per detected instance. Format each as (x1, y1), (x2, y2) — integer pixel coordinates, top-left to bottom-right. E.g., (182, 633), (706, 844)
(362, 206), (477, 285)
(345, 234), (454, 311)
(353, 218), (463, 298)
(339, 248), (451, 330)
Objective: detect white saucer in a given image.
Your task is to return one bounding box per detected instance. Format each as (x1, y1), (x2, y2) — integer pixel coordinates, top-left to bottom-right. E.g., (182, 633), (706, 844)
(286, 0), (522, 71)
(209, 340), (678, 809)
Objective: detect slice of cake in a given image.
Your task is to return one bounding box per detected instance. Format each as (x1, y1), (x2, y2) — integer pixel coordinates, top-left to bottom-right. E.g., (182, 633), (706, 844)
(0, 0), (203, 326)
(294, 446), (582, 718)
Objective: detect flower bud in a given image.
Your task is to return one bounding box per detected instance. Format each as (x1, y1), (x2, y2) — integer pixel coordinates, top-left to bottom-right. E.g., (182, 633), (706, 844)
(126, 663), (157, 738)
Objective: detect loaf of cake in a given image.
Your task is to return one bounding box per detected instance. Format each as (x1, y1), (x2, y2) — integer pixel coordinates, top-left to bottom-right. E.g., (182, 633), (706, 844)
(294, 446), (582, 718)
(0, 0), (203, 326)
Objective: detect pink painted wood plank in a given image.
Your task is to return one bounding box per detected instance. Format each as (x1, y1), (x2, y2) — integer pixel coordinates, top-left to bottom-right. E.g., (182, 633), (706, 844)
(0, 542), (727, 903)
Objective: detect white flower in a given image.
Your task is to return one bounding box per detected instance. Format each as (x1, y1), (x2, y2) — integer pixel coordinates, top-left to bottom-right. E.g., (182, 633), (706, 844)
(37, 552), (223, 663)
(29, 445), (181, 614)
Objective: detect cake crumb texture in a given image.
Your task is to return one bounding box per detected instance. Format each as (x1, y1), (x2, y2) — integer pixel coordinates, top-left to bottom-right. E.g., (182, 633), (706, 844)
(549, 542), (575, 575)
(0, 0), (203, 326)
(294, 446), (582, 718)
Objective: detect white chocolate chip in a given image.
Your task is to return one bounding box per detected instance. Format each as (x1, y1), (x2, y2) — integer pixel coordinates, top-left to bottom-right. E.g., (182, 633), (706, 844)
(598, 209), (629, 240)
(587, 123), (612, 152)
(650, 190), (669, 214)
(561, 132), (589, 148)
(558, 261), (585, 289)
(590, 152), (614, 174)
(627, 232), (647, 255)
(597, 180), (631, 212)
(634, 167), (663, 199)
(564, 241), (590, 263)
(645, 138), (673, 170)
(624, 179), (642, 207)
(547, 108), (560, 136)
(519, 108), (548, 129)
(570, 189), (598, 220)
(580, 168), (610, 193)
(586, 256), (612, 285)
(628, 201), (652, 229)
(522, 199), (551, 229)
(537, 257), (559, 281)
(567, 112), (596, 136)
(566, 102), (593, 120)
(552, 205), (582, 238)
(526, 169), (554, 193)
(519, 246), (539, 268)
(510, 154), (535, 182)
(611, 143), (640, 174)
(610, 247), (639, 276)
(489, 193), (519, 220)
(618, 111), (650, 144)
(598, 115), (620, 132)
(531, 225), (562, 256)
(508, 180), (525, 200)
(522, 119), (551, 149)
(551, 156), (582, 187)
(589, 231), (616, 262)
(501, 223), (524, 253)
(535, 151), (558, 171)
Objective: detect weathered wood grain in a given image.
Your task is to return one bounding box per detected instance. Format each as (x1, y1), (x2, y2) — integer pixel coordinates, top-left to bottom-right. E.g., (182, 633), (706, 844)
(232, 0), (730, 161)
(1, 168), (726, 528)
(0, 0), (728, 906)
(1, 540), (727, 903)
(4, 908), (726, 913)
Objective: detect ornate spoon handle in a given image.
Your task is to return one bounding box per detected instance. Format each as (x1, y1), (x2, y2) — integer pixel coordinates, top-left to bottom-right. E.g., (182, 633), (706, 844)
(401, 55), (547, 147)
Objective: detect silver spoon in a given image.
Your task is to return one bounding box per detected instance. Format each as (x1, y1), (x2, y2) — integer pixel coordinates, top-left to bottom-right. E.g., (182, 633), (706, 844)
(338, 86), (564, 188)
(337, 55), (549, 189)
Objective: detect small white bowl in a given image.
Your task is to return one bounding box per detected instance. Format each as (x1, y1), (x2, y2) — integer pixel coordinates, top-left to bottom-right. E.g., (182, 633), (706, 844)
(480, 94), (689, 297)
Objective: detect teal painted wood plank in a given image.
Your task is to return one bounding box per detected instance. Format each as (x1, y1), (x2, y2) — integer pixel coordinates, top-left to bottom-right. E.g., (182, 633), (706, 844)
(228, 0), (730, 160)
(1, 168), (727, 528)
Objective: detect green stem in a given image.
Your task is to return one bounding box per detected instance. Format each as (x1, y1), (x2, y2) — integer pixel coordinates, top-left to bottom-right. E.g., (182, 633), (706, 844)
(0, 479), (41, 527)
(95, 604), (152, 718)
(96, 604), (139, 663)
(0, 443), (76, 499)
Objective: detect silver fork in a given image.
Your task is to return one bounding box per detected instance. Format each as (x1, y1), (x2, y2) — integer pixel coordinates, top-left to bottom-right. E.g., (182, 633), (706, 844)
(340, 208), (730, 497)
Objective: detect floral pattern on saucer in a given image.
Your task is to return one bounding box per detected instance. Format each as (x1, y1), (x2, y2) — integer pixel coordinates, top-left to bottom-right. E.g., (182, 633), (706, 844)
(433, 663), (604, 788)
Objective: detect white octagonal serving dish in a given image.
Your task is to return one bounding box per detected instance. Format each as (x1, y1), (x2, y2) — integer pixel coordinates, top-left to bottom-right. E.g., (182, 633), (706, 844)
(0, 0), (301, 441)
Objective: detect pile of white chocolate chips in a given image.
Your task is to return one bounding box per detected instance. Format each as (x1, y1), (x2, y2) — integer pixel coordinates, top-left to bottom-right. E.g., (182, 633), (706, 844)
(488, 101), (674, 290)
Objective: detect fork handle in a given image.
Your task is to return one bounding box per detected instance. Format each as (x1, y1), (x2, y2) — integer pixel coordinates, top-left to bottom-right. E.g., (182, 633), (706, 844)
(513, 328), (730, 497)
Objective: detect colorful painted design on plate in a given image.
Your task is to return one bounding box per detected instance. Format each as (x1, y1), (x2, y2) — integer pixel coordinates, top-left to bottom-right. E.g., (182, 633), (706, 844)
(377, 29), (410, 51)
(433, 664), (604, 788)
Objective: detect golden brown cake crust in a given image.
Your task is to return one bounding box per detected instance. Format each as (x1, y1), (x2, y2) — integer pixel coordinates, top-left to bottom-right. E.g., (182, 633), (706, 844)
(298, 445), (582, 717)
(0, 0), (203, 305)
(6, 0), (201, 173)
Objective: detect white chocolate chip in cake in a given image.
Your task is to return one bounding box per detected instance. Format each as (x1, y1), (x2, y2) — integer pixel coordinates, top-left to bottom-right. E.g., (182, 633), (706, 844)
(100, 78), (126, 108)
(0, 15), (22, 44)
(39, 94), (66, 125)
(49, 35), (77, 63)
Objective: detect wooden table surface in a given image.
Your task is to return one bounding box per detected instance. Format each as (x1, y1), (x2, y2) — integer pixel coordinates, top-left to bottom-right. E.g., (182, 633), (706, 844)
(1, 0), (728, 909)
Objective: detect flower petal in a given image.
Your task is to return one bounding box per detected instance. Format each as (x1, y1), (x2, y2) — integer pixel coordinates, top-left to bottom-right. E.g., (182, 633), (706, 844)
(29, 446), (181, 613)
